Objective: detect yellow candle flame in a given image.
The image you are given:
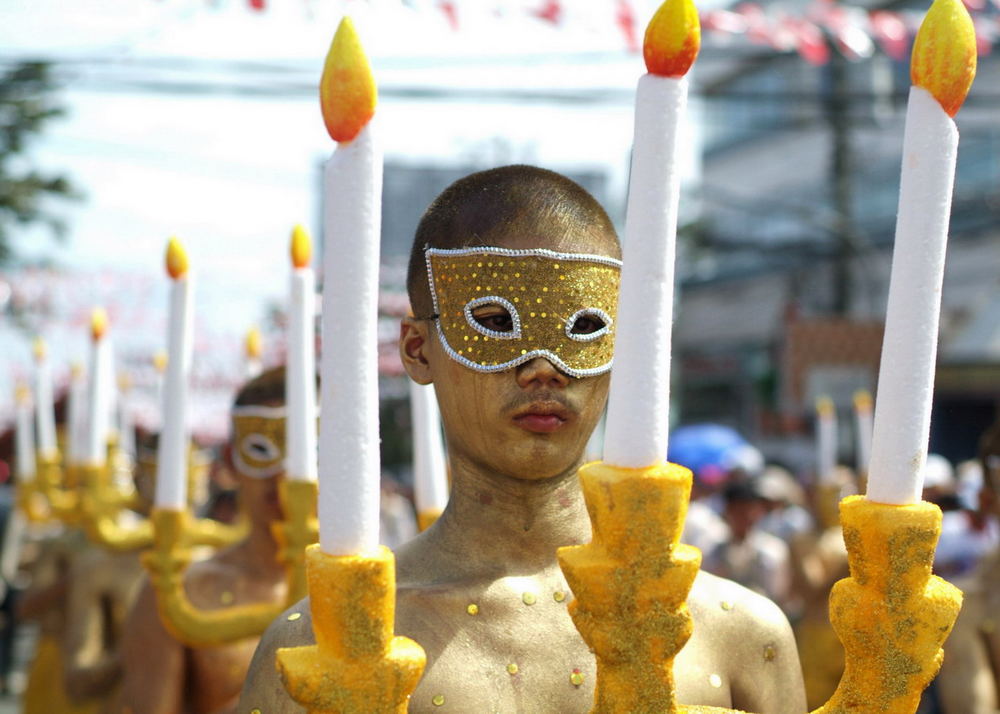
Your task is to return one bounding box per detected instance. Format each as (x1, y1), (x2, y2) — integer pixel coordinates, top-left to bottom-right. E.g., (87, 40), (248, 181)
(320, 16), (377, 143)
(245, 327), (262, 359)
(290, 224), (312, 269)
(153, 350), (168, 374)
(15, 382), (30, 406)
(70, 362), (84, 379)
(32, 337), (46, 362)
(643, 0), (701, 78)
(816, 395), (835, 418)
(166, 237), (189, 280)
(853, 389), (873, 412)
(911, 0), (976, 117)
(91, 307), (109, 342)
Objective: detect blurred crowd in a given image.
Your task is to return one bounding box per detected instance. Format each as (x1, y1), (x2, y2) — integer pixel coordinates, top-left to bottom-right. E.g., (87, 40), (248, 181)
(673, 421), (1000, 713)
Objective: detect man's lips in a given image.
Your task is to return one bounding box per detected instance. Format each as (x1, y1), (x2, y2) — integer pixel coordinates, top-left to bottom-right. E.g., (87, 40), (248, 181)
(512, 402), (572, 434)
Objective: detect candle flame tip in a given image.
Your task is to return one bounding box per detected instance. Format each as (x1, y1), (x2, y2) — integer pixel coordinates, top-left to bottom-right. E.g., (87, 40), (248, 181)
(290, 224), (312, 268)
(153, 350), (168, 373)
(320, 15), (377, 143)
(245, 326), (263, 359)
(166, 237), (189, 279)
(911, 0), (976, 117)
(32, 337), (46, 362)
(90, 307), (109, 341)
(643, 0), (701, 78)
(816, 395), (835, 417)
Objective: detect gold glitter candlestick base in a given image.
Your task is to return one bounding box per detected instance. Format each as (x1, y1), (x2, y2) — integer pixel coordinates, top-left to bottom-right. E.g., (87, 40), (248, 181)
(80, 464), (154, 552)
(558, 461), (706, 714)
(37, 453), (78, 524)
(276, 544), (426, 714)
(416, 509), (442, 532)
(143, 508), (286, 647)
(813, 495), (962, 714)
(816, 482), (844, 530)
(271, 479), (319, 603)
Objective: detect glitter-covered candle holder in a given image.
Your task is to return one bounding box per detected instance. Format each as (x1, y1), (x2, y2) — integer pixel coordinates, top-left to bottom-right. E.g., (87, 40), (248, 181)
(416, 509), (442, 532)
(37, 453), (79, 524)
(142, 486), (316, 648)
(276, 545), (426, 714)
(79, 463), (154, 552)
(271, 479), (319, 603)
(558, 461), (706, 713)
(813, 495), (961, 714)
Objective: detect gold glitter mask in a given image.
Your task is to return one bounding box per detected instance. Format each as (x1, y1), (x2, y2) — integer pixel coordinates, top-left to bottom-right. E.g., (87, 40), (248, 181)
(425, 247), (621, 377)
(231, 406), (287, 479)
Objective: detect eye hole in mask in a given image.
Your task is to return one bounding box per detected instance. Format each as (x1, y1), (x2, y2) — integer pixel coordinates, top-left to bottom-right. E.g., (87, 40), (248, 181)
(565, 308), (612, 342)
(241, 433), (281, 463)
(464, 296), (522, 339)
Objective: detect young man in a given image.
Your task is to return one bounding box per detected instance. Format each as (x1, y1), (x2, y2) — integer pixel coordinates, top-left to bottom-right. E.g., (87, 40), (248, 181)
(240, 166), (806, 712)
(119, 367), (291, 714)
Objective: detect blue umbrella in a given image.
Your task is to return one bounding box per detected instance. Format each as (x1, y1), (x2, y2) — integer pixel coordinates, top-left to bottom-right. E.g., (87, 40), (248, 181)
(667, 423), (755, 485)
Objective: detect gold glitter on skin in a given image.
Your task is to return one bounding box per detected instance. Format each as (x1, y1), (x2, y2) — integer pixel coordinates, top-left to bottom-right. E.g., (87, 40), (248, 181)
(570, 669), (585, 687)
(708, 673), (722, 688)
(466, 603), (479, 616)
(251, 709), (262, 714)
(553, 590), (566, 602)
(720, 600), (733, 611)
(763, 645), (776, 662)
(507, 663), (519, 675)
(220, 591), (234, 605)
(432, 694), (445, 706)
(286, 612), (301, 622)
(522, 592), (537, 605)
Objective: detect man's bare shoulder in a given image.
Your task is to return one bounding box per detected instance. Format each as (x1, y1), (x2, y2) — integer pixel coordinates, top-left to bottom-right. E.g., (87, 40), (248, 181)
(239, 598), (313, 714)
(687, 570), (806, 714)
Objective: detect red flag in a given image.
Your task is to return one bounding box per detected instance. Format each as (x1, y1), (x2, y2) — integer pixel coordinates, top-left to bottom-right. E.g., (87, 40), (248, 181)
(869, 11), (908, 61)
(439, 1), (459, 31)
(248, 0), (265, 10)
(534, 0), (562, 25)
(617, 0), (638, 53)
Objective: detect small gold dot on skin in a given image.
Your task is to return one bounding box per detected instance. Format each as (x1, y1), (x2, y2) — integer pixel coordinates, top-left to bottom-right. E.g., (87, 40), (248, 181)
(432, 694), (445, 706)
(507, 663), (519, 675)
(467, 603), (479, 616)
(287, 612), (302, 621)
(763, 645), (776, 662)
(570, 670), (585, 687)
(720, 600), (733, 611)
(522, 592), (537, 605)
(251, 709), (262, 714)
(553, 590), (566, 602)
(220, 591), (234, 605)
(709, 673), (722, 689)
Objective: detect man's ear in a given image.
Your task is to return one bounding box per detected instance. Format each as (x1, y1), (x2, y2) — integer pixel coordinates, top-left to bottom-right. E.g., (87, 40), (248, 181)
(399, 317), (433, 385)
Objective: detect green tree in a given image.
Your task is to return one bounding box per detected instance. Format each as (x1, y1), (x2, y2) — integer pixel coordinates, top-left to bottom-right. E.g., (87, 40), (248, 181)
(0, 61), (78, 264)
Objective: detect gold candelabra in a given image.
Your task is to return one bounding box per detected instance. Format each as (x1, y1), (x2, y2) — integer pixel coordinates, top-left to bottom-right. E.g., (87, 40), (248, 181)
(276, 544), (426, 714)
(558, 461), (962, 714)
(35, 452), (79, 524)
(142, 479), (317, 648)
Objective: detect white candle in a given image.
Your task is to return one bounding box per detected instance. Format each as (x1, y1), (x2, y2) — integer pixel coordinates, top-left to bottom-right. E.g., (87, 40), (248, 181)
(153, 350), (168, 416)
(603, 0), (700, 469)
(32, 339), (57, 459)
(815, 397), (837, 484)
(85, 309), (112, 466)
(410, 381), (448, 517)
(853, 390), (873, 477)
(14, 384), (36, 481)
(154, 238), (194, 510)
(317, 17), (381, 555)
(286, 225), (318, 482)
(66, 363), (87, 466)
(867, 0), (975, 504)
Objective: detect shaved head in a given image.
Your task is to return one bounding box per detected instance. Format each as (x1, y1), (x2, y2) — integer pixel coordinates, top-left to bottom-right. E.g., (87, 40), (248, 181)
(406, 165), (620, 317)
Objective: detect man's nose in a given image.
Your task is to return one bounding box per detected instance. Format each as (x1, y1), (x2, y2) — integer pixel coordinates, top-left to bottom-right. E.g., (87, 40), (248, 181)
(516, 356), (570, 389)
